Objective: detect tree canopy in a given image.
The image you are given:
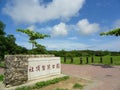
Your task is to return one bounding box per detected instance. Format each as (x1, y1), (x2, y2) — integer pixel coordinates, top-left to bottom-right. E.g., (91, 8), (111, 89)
(100, 28), (120, 36)
(0, 20), (6, 35)
(16, 29), (50, 49)
(0, 21), (28, 60)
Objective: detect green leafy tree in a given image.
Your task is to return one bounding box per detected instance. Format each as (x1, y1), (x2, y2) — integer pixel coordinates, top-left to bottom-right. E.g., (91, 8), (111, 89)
(0, 21), (28, 61)
(0, 21), (6, 35)
(0, 20), (6, 60)
(16, 29), (50, 49)
(100, 28), (120, 36)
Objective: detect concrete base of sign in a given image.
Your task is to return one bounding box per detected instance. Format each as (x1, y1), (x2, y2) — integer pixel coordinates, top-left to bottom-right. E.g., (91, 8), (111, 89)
(0, 74), (66, 90)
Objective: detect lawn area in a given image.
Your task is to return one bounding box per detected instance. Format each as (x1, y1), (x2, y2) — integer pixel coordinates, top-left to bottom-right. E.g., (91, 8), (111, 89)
(0, 56), (120, 67)
(0, 61), (5, 68)
(61, 55), (120, 65)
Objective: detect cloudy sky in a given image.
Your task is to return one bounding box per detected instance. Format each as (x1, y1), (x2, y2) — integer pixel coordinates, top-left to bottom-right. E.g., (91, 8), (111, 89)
(0, 0), (120, 51)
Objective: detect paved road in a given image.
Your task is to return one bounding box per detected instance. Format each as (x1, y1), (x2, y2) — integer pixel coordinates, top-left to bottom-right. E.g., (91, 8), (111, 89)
(61, 64), (120, 90)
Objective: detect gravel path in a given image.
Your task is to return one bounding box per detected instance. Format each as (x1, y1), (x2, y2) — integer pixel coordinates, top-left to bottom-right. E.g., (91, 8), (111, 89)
(61, 64), (120, 90)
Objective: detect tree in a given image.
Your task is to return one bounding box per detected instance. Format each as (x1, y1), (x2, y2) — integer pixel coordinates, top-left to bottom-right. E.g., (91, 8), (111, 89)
(16, 29), (50, 49)
(0, 20), (6, 60)
(0, 20), (6, 35)
(5, 35), (18, 54)
(0, 20), (28, 61)
(100, 28), (120, 36)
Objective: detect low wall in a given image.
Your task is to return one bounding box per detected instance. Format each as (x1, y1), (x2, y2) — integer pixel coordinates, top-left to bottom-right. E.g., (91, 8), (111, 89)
(4, 55), (61, 87)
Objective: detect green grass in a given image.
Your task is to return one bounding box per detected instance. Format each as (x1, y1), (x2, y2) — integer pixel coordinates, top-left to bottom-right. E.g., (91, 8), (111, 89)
(15, 76), (69, 90)
(0, 75), (4, 81)
(73, 83), (83, 89)
(54, 88), (68, 90)
(61, 55), (120, 65)
(0, 61), (5, 67)
(15, 86), (32, 90)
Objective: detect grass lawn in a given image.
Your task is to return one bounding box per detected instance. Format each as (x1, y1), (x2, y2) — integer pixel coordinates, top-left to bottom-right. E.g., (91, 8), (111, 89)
(0, 61), (5, 68)
(0, 56), (120, 67)
(61, 55), (120, 65)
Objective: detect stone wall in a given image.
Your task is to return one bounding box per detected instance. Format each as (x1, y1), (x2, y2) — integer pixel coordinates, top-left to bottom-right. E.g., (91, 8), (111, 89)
(4, 55), (55, 87)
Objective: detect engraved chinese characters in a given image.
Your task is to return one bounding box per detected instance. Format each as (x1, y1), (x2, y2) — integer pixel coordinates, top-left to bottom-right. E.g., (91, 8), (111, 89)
(29, 63), (60, 72)
(28, 57), (61, 80)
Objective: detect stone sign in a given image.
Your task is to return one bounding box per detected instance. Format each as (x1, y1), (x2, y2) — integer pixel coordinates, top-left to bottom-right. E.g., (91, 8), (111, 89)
(28, 57), (61, 80)
(4, 55), (61, 87)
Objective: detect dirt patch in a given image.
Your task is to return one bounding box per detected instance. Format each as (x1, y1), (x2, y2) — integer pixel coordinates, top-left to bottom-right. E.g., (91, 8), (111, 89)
(34, 77), (90, 90)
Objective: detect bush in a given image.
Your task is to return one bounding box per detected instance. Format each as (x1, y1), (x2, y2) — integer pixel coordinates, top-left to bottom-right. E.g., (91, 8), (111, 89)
(0, 75), (4, 81)
(34, 81), (46, 88)
(73, 83), (83, 89)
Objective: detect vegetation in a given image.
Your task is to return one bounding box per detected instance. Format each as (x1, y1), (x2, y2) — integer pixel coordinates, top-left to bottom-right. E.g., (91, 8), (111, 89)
(61, 55), (120, 65)
(54, 88), (68, 90)
(0, 20), (120, 64)
(73, 83), (83, 89)
(100, 28), (120, 36)
(0, 20), (49, 61)
(49, 50), (120, 57)
(15, 76), (69, 90)
(0, 20), (27, 61)
(0, 75), (4, 81)
(17, 29), (50, 49)
(0, 61), (4, 67)
(15, 86), (32, 90)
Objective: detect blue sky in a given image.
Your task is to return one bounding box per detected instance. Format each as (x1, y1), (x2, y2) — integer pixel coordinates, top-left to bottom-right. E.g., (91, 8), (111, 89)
(0, 0), (120, 51)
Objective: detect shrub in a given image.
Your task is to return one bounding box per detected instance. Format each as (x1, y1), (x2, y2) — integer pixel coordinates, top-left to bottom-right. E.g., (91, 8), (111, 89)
(0, 75), (4, 81)
(73, 83), (83, 89)
(34, 81), (46, 88)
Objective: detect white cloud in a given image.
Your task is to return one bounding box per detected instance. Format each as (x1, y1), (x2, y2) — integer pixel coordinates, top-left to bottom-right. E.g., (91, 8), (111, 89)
(37, 19), (100, 37)
(90, 38), (101, 42)
(27, 25), (36, 31)
(3, 0), (85, 23)
(52, 22), (68, 36)
(16, 37), (120, 51)
(17, 41), (32, 49)
(77, 19), (100, 35)
(40, 40), (89, 50)
(91, 40), (120, 51)
(68, 37), (78, 40)
(114, 19), (120, 28)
